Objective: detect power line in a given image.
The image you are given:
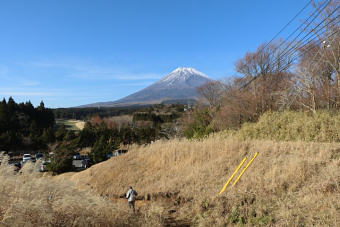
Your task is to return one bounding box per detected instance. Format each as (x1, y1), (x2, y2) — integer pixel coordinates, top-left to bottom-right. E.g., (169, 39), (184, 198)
(273, 0), (331, 53)
(278, 28), (340, 72)
(238, 0), (317, 90)
(278, 5), (339, 64)
(279, 16), (339, 72)
(239, 27), (339, 90)
(275, 11), (340, 72)
(240, 2), (340, 89)
(262, 0), (313, 51)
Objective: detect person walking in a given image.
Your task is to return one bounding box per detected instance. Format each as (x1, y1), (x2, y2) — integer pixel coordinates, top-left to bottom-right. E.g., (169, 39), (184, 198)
(126, 186), (138, 212)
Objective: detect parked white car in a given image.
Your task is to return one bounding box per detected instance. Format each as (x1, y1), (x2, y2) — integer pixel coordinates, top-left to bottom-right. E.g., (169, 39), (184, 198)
(22, 154), (31, 163)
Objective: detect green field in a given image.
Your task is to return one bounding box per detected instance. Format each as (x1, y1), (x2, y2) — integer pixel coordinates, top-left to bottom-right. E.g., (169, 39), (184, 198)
(56, 119), (85, 131)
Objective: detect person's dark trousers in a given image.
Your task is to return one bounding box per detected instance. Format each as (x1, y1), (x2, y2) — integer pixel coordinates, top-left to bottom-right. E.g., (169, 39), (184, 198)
(128, 201), (135, 212)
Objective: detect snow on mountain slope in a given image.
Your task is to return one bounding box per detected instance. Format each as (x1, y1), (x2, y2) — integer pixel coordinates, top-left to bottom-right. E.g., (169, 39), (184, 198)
(158, 67), (210, 86)
(80, 67), (212, 107)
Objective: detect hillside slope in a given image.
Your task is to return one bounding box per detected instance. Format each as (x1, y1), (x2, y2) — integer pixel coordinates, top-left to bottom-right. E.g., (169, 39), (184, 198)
(80, 67), (212, 107)
(66, 135), (340, 226)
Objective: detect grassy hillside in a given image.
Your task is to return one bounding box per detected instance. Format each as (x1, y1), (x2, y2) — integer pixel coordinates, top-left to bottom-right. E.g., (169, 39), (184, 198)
(0, 154), (167, 226)
(64, 134), (340, 226)
(2, 108), (340, 226)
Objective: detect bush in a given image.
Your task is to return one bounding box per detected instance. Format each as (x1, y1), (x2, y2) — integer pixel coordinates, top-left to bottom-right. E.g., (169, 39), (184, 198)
(48, 144), (75, 174)
(90, 135), (115, 164)
(235, 110), (340, 142)
(184, 109), (214, 139)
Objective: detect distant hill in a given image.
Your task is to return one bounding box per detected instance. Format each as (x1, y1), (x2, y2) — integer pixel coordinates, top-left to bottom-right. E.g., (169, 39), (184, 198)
(80, 67), (212, 107)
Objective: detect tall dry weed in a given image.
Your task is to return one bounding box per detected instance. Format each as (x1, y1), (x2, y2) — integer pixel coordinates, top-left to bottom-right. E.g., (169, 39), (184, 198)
(235, 110), (340, 142)
(0, 152), (164, 227)
(2, 130), (339, 226)
(68, 134), (340, 226)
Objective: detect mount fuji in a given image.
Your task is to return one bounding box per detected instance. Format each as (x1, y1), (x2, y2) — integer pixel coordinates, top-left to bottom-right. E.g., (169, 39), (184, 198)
(81, 67), (212, 107)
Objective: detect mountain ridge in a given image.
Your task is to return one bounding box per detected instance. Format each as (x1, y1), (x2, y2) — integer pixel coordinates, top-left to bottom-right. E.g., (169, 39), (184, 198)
(79, 67), (212, 107)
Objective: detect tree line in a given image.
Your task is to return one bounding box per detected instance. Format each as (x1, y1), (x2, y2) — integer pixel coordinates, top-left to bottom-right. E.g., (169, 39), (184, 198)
(0, 97), (55, 151)
(49, 121), (160, 173)
(53, 105), (151, 120)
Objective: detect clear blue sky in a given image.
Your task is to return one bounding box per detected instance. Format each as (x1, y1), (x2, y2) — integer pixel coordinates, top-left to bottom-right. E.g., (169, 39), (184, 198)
(0, 0), (312, 108)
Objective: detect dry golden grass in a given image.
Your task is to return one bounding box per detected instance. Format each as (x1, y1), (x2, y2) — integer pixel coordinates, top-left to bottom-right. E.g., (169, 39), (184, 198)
(66, 134), (340, 226)
(0, 154), (165, 227)
(235, 111), (340, 142)
(1, 133), (339, 226)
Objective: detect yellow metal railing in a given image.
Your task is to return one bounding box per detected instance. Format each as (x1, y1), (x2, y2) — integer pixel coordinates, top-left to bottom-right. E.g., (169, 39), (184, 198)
(233, 152), (258, 186)
(218, 152), (258, 195)
(218, 157), (247, 195)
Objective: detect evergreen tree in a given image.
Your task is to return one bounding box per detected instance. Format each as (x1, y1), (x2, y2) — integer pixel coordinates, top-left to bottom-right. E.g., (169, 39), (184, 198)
(48, 145), (74, 174)
(56, 125), (67, 141)
(64, 130), (76, 141)
(90, 135), (110, 164)
(29, 121), (40, 138)
(40, 128), (55, 144)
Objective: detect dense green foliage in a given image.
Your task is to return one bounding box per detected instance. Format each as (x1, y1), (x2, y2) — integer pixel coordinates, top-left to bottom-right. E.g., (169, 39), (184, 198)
(54, 104), (185, 123)
(184, 108), (214, 139)
(2, 101), (184, 172)
(48, 143), (75, 174)
(0, 97), (55, 151)
(49, 121), (161, 173)
(90, 135), (115, 163)
(79, 122), (158, 148)
(133, 112), (180, 125)
(53, 105), (150, 120)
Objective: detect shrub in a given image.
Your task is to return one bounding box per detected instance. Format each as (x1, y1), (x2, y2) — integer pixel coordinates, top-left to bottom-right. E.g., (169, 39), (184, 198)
(48, 144), (74, 173)
(235, 110), (340, 142)
(184, 108), (214, 139)
(90, 135), (114, 164)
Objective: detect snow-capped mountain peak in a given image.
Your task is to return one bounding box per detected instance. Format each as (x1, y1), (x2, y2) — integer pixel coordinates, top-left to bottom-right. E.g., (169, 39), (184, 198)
(158, 67), (210, 86)
(171, 67), (209, 77)
(79, 67), (212, 107)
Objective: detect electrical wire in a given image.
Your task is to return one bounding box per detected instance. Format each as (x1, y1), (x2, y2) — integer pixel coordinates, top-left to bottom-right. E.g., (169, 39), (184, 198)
(240, 2), (340, 89)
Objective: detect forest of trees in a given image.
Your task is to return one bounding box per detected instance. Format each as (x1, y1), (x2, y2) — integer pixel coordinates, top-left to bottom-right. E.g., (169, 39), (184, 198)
(0, 97), (55, 151)
(53, 105), (150, 120)
(0, 98), (184, 173)
(49, 120), (161, 173)
(46, 104), (185, 173)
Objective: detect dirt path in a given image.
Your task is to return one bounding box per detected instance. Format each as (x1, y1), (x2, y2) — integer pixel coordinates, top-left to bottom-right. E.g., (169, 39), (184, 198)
(55, 173), (192, 226)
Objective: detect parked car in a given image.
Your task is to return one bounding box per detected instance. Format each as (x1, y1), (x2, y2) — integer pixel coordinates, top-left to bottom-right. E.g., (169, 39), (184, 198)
(83, 158), (91, 169)
(35, 153), (44, 160)
(73, 152), (82, 160)
(106, 152), (114, 159)
(72, 155), (92, 170)
(22, 154), (31, 163)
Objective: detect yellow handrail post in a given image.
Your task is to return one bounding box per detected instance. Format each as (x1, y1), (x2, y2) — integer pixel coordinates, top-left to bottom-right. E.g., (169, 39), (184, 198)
(218, 157), (247, 195)
(233, 152), (258, 187)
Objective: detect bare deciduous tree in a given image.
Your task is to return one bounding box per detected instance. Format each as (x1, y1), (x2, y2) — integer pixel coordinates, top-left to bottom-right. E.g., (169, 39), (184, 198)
(235, 42), (293, 113)
(311, 0), (340, 86)
(197, 81), (226, 108)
